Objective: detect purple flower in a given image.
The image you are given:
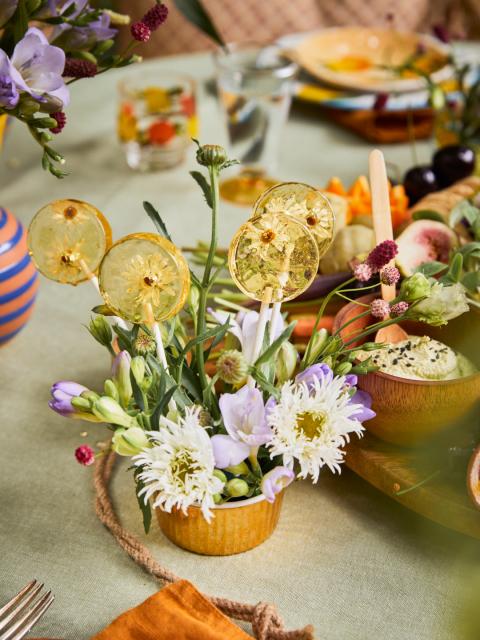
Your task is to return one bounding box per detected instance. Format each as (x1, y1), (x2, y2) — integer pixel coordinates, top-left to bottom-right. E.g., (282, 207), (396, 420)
(366, 240), (398, 273)
(0, 52), (19, 108)
(111, 350), (132, 407)
(295, 364), (334, 391)
(211, 434), (250, 469)
(344, 373), (358, 388)
(49, 381), (88, 416)
(219, 386), (271, 447)
(348, 389), (376, 422)
(0, 0), (18, 27)
(9, 28), (69, 107)
(51, 3), (117, 52)
(261, 466), (294, 503)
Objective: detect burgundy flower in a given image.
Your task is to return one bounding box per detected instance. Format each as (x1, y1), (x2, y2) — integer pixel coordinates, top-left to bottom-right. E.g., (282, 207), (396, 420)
(433, 24), (450, 43)
(142, 3), (168, 31)
(370, 299), (390, 320)
(390, 301), (409, 317)
(131, 21), (151, 42)
(366, 240), (398, 272)
(380, 265), (400, 286)
(75, 445), (95, 466)
(353, 262), (373, 282)
(63, 58), (97, 78)
(373, 92), (389, 111)
(50, 111), (66, 134)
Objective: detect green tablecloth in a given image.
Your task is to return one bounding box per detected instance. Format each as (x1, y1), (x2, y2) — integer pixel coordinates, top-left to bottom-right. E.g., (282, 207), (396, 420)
(1, 52), (478, 640)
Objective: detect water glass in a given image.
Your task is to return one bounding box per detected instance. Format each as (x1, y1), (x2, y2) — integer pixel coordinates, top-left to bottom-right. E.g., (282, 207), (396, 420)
(214, 43), (298, 205)
(117, 71), (197, 171)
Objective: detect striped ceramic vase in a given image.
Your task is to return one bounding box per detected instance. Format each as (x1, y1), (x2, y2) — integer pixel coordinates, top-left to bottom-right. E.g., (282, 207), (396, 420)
(0, 207), (38, 346)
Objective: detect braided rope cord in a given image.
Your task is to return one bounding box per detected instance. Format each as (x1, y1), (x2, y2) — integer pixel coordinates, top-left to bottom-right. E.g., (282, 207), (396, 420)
(93, 451), (315, 640)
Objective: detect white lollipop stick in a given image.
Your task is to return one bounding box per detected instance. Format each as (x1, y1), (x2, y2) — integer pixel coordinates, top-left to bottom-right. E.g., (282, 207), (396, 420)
(79, 259), (128, 330)
(269, 301), (282, 345)
(145, 303), (176, 412)
(247, 288), (273, 388)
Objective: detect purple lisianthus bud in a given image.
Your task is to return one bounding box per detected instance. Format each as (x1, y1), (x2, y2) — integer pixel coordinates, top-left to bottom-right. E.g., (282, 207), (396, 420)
(261, 466), (295, 503)
(0, 51), (18, 108)
(111, 350), (132, 408)
(295, 363), (334, 390)
(219, 385), (271, 447)
(49, 381), (88, 416)
(211, 434), (250, 469)
(349, 389), (376, 422)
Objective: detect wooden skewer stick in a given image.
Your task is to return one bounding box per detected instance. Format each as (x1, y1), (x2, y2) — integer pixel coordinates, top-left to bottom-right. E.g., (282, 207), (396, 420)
(247, 287), (273, 388)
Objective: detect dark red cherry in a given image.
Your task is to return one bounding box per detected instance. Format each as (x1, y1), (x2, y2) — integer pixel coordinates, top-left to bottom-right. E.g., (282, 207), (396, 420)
(403, 165), (439, 205)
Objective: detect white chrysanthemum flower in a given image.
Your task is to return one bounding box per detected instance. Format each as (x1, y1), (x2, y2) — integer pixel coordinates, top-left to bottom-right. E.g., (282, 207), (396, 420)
(267, 376), (365, 482)
(134, 407), (223, 522)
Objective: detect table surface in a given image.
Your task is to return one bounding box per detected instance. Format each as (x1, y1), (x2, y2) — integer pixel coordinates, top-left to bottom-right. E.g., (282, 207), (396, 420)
(1, 51), (479, 640)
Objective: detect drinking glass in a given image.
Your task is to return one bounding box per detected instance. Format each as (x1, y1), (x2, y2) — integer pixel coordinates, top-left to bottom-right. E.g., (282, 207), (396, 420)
(214, 43), (298, 206)
(117, 71), (197, 171)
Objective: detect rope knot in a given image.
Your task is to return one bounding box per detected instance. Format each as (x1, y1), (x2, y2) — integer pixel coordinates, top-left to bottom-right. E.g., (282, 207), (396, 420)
(252, 602), (283, 639)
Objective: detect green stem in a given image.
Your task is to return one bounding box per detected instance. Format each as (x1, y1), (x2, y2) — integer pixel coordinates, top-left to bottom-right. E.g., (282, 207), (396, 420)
(342, 314), (407, 350)
(195, 165), (220, 394)
(394, 470), (440, 496)
(302, 276), (355, 368)
(332, 308), (372, 338)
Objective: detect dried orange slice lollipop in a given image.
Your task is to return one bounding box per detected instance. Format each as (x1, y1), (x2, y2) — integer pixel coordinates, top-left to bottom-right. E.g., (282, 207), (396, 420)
(27, 199), (112, 285)
(228, 212), (319, 303)
(253, 182), (335, 259)
(98, 233), (190, 324)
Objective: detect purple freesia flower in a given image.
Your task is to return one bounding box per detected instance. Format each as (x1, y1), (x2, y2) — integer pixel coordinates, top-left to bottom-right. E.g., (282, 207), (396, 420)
(50, 1), (117, 52)
(0, 51), (19, 108)
(349, 389), (376, 422)
(211, 434), (250, 469)
(49, 381), (88, 416)
(0, 0), (18, 27)
(8, 27), (70, 107)
(261, 466), (294, 503)
(295, 363), (333, 390)
(219, 386), (272, 447)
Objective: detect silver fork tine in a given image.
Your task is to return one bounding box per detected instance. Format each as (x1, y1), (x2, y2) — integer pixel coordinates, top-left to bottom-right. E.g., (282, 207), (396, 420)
(0, 583), (44, 632)
(0, 582), (37, 619)
(0, 591), (54, 640)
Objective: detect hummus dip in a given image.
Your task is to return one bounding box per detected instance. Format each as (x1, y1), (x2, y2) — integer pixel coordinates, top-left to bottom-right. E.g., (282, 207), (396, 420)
(363, 335), (478, 381)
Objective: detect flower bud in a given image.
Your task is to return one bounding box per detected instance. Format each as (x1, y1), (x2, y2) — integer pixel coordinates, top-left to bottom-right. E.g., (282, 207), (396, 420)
(94, 38), (115, 55)
(130, 356), (145, 385)
(18, 97), (40, 116)
(261, 466), (294, 503)
(80, 389), (100, 405)
(92, 396), (137, 427)
(188, 285), (200, 315)
(104, 379), (119, 402)
(275, 341), (298, 384)
(399, 272), (432, 301)
(71, 396), (92, 412)
(213, 493), (224, 504)
(217, 350), (248, 385)
(225, 478), (249, 498)
(103, 10), (131, 25)
(112, 427), (150, 456)
(334, 361), (353, 376)
(196, 143), (227, 167)
(88, 315), (112, 347)
(134, 329), (155, 355)
(111, 350), (132, 408)
(31, 117), (58, 129)
(226, 462), (250, 476)
(213, 469), (227, 485)
(309, 328), (329, 361)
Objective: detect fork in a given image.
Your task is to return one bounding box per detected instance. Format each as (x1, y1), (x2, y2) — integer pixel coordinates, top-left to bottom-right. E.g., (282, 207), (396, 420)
(0, 580), (54, 640)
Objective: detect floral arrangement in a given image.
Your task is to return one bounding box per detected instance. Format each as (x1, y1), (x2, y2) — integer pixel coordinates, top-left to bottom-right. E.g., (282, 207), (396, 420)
(0, 0), (169, 177)
(46, 143), (471, 531)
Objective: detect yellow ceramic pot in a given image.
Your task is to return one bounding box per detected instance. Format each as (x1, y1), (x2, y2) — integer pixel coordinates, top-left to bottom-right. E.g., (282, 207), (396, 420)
(156, 492), (284, 556)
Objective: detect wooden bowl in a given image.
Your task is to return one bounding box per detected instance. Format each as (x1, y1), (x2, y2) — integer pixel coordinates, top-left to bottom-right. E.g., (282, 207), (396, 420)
(333, 294), (480, 447)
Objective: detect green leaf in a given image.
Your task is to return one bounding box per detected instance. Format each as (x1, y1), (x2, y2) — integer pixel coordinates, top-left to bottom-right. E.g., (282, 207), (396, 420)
(177, 323), (229, 362)
(414, 261), (449, 276)
(458, 242), (480, 259)
(112, 324), (136, 352)
(151, 385), (178, 428)
(134, 469), (152, 534)
(462, 271), (480, 292)
(12, 0), (29, 43)
(92, 304), (117, 317)
(447, 252), (463, 282)
(130, 371), (145, 411)
(255, 323), (296, 367)
(181, 365), (203, 402)
(250, 369), (280, 400)
(449, 200), (480, 228)
(412, 209), (446, 223)
(190, 170), (213, 209)
(143, 201), (173, 241)
(172, 0), (225, 46)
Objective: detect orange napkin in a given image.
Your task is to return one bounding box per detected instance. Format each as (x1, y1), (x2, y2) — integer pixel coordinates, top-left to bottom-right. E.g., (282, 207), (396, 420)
(92, 580), (252, 640)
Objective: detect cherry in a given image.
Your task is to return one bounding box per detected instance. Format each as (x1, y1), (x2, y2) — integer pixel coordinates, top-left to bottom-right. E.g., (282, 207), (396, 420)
(432, 145), (476, 188)
(403, 165), (439, 205)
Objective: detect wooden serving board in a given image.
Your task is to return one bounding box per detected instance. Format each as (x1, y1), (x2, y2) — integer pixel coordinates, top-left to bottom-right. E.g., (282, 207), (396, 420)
(345, 433), (480, 540)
